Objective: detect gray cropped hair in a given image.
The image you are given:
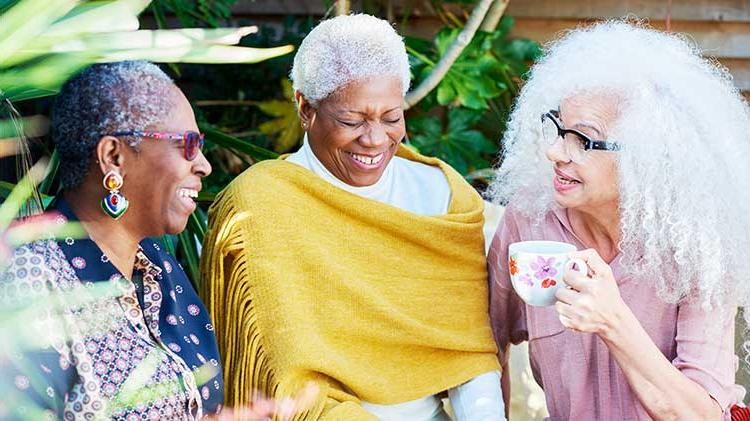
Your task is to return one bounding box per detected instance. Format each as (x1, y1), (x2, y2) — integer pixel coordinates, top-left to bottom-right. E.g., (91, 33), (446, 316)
(52, 61), (176, 189)
(290, 13), (411, 104)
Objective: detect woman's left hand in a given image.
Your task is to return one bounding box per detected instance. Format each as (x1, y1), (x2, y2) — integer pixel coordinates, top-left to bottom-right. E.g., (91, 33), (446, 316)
(554, 249), (627, 337)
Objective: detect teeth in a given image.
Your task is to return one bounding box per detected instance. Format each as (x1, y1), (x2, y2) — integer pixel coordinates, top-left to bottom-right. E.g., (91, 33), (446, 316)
(178, 188), (199, 198)
(556, 176), (578, 185)
(349, 152), (384, 165)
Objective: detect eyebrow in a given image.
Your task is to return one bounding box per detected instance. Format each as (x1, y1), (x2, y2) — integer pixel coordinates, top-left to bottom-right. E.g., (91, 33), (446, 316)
(572, 122), (603, 138)
(342, 106), (402, 115)
(558, 109), (605, 138)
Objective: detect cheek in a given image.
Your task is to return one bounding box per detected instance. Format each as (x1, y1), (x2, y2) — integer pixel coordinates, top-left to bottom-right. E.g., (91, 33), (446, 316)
(584, 158), (619, 198)
(389, 122), (406, 140)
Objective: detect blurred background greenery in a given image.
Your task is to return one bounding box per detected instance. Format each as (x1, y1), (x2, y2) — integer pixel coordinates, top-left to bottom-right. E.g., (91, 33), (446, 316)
(0, 0), (542, 290)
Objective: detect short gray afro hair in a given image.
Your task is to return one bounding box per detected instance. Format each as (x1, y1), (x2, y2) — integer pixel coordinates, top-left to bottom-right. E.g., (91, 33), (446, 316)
(290, 13), (411, 104)
(52, 61), (176, 189)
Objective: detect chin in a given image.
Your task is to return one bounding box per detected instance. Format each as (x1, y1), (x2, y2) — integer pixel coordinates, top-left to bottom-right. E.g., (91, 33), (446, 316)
(553, 193), (579, 209)
(164, 220), (189, 236)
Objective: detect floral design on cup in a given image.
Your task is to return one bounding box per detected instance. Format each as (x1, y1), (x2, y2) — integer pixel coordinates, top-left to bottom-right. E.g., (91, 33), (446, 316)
(541, 278), (557, 288)
(509, 256), (519, 276)
(508, 241), (587, 306)
(530, 256), (558, 279)
(517, 273), (533, 287)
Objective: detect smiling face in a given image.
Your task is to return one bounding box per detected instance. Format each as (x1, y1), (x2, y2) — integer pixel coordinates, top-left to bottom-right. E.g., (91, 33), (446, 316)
(298, 75), (405, 187)
(544, 92), (620, 213)
(121, 86), (212, 235)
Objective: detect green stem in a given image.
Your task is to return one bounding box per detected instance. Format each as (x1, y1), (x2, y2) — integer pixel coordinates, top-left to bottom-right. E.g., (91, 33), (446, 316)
(405, 45), (435, 66)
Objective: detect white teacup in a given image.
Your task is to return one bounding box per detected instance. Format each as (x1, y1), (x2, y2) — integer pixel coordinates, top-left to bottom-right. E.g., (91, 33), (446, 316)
(508, 241), (587, 306)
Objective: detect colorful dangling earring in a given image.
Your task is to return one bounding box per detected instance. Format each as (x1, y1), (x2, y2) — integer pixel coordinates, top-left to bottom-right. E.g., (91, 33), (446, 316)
(101, 171), (129, 219)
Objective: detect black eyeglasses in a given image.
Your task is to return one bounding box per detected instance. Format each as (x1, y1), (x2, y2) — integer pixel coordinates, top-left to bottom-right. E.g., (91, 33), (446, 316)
(108, 130), (205, 161)
(541, 110), (620, 163)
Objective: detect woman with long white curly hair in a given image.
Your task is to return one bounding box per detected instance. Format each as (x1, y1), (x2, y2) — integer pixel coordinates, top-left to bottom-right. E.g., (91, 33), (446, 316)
(488, 21), (750, 420)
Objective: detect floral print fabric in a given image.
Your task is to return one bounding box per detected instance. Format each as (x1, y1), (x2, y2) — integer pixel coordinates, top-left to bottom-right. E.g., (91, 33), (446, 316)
(0, 199), (223, 420)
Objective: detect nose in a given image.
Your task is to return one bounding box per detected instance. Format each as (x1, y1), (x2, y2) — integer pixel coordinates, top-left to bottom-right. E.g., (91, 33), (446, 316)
(193, 149), (212, 177)
(545, 137), (570, 164)
(359, 121), (389, 148)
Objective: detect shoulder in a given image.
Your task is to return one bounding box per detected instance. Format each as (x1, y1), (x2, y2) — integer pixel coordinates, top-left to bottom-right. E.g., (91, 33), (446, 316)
(1, 241), (61, 302)
(214, 160), (302, 207)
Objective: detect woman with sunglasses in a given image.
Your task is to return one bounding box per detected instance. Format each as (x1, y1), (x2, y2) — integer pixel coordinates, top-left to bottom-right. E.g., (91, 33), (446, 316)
(487, 21), (749, 420)
(1, 61), (222, 419)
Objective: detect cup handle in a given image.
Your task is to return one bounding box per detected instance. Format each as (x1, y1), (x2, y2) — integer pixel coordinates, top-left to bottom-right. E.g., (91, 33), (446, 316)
(564, 257), (588, 278)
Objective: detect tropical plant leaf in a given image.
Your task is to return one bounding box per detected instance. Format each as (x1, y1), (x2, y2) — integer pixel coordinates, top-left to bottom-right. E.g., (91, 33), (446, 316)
(256, 78), (302, 153)
(45, 0), (149, 37)
(408, 107), (495, 175)
(200, 124), (278, 161)
(0, 0), (77, 65)
(92, 44), (293, 64)
(11, 26), (260, 66)
(0, 54), (91, 100)
(152, 0), (239, 28)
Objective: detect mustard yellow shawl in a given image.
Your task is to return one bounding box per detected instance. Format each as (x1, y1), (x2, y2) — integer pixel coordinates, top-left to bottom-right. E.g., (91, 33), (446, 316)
(200, 147), (500, 420)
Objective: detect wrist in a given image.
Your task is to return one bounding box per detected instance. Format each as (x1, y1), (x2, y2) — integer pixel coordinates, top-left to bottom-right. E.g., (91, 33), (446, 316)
(599, 298), (632, 344)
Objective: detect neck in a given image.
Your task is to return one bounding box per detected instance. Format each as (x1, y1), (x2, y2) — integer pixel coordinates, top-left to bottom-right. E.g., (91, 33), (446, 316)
(567, 203), (621, 263)
(64, 189), (142, 280)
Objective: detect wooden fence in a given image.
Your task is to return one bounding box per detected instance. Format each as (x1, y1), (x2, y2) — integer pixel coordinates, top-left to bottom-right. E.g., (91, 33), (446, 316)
(230, 0), (750, 96)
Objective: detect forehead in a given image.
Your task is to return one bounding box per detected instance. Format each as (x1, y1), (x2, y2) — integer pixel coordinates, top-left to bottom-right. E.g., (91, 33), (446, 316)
(149, 86), (197, 132)
(560, 92), (620, 121)
(323, 75), (403, 112)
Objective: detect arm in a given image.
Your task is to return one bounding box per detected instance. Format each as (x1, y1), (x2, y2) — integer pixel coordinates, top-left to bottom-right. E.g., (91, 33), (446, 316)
(601, 303), (722, 420)
(487, 209), (528, 418)
(0, 247), (73, 420)
(555, 249), (726, 420)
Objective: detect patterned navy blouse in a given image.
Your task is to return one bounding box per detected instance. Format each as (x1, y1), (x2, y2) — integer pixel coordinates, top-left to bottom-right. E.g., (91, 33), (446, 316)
(0, 199), (223, 420)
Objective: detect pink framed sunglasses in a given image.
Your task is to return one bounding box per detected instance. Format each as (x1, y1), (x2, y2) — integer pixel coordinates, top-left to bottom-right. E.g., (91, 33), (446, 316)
(109, 130), (205, 161)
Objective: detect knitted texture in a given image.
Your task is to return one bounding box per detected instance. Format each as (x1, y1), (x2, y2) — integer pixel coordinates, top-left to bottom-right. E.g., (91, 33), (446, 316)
(200, 146), (500, 420)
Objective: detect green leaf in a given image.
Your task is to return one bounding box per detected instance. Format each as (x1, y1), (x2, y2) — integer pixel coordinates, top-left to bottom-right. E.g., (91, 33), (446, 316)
(447, 107), (483, 132)
(200, 124), (278, 161)
(177, 230), (201, 290)
(434, 27), (460, 56)
(436, 81), (456, 106)
(475, 76), (503, 99)
(501, 39), (543, 63)
(38, 149), (59, 196)
(495, 15), (515, 39)
(19, 27), (260, 62)
(407, 108), (497, 176)
(92, 44), (294, 64)
(457, 85), (487, 110)
(255, 78), (303, 153)
(0, 0), (77, 65)
(0, 54), (90, 99)
(407, 116), (442, 139)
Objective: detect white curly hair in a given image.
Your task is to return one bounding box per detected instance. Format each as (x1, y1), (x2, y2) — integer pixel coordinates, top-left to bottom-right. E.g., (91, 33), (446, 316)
(488, 20), (750, 311)
(290, 13), (411, 104)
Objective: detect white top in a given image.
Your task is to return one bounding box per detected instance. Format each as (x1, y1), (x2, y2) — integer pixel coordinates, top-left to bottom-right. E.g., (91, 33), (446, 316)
(286, 139), (506, 421)
(286, 138), (451, 215)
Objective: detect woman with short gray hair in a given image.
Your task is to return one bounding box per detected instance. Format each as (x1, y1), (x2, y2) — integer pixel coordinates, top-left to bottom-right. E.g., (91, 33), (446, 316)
(202, 14), (505, 420)
(1, 61), (223, 419)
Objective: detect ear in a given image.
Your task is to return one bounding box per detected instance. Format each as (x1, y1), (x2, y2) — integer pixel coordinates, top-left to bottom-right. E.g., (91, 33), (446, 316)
(95, 135), (128, 177)
(295, 91), (316, 130)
